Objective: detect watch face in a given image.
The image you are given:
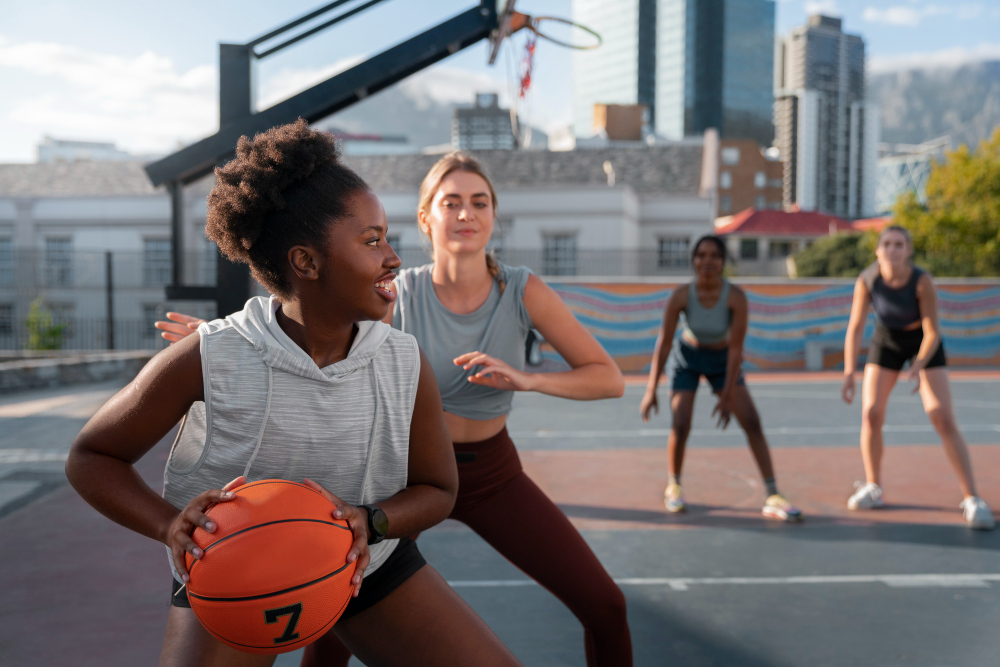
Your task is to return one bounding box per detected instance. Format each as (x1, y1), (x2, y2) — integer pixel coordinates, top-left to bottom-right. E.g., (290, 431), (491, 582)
(372, 507), (389, 536)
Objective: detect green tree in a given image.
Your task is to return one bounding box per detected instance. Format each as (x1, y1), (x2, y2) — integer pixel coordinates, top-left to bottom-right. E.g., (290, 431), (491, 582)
(25, 297), (66, 350)
(792, 233), (877, 277)
(894, 127), (1000, 276)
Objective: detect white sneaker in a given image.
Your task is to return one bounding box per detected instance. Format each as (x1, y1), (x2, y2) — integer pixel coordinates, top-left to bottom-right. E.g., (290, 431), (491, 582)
(848, 482), (884, 510)
(960, 497), (996, 530)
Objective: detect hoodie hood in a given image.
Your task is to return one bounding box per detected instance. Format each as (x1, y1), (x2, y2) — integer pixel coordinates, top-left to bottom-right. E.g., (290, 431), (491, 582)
(224, 296), (391, 383)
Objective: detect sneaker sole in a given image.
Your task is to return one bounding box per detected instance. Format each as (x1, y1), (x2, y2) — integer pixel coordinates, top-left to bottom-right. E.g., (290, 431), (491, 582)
(848, 499), (885, 511)
(665, 502), (686, 513)
(762, 508), (803, 522)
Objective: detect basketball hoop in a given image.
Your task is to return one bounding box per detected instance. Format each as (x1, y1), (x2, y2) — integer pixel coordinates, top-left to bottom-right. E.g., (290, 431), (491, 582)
(501, 12), (602, 149)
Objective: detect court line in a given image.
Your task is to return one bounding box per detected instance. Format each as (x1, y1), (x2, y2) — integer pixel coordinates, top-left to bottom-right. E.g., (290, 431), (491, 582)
(448, 573), (1000, 591)
(510, 424), (1000, 439)
(0, 450), (70, 463)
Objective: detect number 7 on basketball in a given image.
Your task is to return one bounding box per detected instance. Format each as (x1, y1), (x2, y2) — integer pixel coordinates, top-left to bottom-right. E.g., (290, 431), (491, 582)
(264, 602), (303, 644)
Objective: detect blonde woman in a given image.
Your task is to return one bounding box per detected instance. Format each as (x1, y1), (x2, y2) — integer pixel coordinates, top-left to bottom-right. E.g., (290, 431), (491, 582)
(842, 225), (994, 529)
(159, 152), (633, 665)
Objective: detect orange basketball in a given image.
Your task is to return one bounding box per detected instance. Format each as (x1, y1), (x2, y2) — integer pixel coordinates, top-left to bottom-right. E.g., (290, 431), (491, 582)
(185, 479), (356, 654)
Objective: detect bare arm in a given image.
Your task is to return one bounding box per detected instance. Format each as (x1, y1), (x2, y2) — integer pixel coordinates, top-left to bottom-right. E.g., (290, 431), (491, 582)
(456, 274), (624, 400)
(640, 287), (686, 421)
(909, 273), (942, 380)
(376, 347), (458, 536)
(842, 277), (871, 403)
(65, 334), (241, 581)
(720, 288), (749, 399)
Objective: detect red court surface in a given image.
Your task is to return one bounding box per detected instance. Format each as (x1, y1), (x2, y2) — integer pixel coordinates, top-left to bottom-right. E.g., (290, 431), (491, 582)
(520, 445), (1000, 531)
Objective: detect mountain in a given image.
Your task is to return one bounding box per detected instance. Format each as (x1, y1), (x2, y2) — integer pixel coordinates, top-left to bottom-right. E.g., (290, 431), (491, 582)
(869, 60), (1000, 149)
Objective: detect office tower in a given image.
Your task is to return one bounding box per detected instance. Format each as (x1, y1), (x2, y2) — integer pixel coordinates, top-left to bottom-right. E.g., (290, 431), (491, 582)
(572, 0), (775, 146)
(774, 15), (878, 218)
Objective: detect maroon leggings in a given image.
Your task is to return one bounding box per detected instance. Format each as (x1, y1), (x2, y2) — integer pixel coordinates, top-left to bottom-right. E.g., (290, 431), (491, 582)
(302, 427), (632, 667)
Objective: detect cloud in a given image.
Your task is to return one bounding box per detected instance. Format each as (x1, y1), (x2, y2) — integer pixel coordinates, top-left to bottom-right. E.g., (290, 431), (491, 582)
(0, 39), (217, 155)
(862, 4), (950, 27)
(0, 37), (517, 160)
(869, 42), (1000, 73)
(804, 0), (839, 15)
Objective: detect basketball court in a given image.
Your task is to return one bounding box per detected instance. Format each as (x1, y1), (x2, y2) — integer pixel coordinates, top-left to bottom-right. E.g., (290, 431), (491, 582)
(1, 371), (997, 665)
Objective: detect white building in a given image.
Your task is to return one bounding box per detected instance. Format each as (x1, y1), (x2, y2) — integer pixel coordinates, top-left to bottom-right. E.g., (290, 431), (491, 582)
(0, 142), (713, 347)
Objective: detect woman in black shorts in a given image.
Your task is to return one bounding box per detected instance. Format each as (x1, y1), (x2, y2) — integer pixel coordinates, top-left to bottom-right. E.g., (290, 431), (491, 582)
(842, 225), (994, 529)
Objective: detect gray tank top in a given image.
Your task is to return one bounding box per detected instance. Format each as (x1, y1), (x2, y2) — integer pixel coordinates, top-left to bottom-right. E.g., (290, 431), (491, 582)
(392, 263), (533, 420)
(162, 297), (421, 579)
(682, 280), (731, 345)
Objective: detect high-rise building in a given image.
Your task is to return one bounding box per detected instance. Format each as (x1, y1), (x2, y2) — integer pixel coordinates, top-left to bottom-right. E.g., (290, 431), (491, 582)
(572, 0), (775, 146)
(774, 15), (878, 219)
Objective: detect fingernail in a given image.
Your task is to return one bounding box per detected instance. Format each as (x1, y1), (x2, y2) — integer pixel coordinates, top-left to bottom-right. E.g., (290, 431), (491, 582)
(223, 492), (233, 499)
(205, 522), (216, 532)
(182, 574), (189, 583)
(193, 548), (202, 558)
(334, 510), (343, 518)
(348, 553), (357, 562)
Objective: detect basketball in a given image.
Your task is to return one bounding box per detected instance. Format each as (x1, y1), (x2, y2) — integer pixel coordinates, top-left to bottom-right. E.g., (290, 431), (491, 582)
(184, 479), (356, 654)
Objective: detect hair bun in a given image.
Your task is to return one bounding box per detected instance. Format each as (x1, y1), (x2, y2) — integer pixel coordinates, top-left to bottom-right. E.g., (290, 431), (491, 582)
(206, 119), (340, 262)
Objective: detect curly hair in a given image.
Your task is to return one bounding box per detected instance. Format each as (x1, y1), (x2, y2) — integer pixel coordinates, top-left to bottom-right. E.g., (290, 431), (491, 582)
(205, 119), (370, 297)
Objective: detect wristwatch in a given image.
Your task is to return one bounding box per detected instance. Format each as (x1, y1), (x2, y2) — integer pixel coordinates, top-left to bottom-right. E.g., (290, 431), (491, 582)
(358, 504), (388, 545)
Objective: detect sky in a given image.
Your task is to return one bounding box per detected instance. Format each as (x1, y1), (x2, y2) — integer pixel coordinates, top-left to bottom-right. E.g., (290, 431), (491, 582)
(1, 0), (999, 162)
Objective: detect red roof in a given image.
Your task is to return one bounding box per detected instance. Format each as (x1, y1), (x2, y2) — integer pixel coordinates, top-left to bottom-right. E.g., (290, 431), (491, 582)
(851, 216), (892, 231)
(715, 208), (853, 237)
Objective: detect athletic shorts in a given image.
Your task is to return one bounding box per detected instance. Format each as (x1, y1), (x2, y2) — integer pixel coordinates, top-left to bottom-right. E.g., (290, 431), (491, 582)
(170, 537), (426, 621)
(867, 323), (946, 371)
(668, 338), (745, 393)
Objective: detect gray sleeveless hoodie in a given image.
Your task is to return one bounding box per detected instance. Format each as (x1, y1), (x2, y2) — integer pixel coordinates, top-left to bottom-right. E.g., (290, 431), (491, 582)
(162, 296), (420, 578)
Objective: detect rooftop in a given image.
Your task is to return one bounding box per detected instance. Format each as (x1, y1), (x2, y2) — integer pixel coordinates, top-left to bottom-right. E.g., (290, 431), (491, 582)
(0, 144), (705, 199)
(715, 208), (854, 236)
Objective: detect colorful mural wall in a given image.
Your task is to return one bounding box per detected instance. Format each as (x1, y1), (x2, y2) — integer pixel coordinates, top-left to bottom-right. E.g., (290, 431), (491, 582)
(544, 280), (1000, 373)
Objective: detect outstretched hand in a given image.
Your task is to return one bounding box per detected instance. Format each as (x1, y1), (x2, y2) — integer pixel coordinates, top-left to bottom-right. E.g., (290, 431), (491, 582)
(453, 351), (536, 392)
(154, 312), (205, 344)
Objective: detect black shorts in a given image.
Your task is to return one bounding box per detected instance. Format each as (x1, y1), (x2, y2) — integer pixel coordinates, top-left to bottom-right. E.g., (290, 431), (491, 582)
(867, 324), (946, 371)
(170, 537), (426, 621)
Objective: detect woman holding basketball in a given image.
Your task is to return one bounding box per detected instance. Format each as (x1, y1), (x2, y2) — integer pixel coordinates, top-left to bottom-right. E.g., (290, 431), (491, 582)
(841, 225), (994, 529)
(161, 151), (633, 666)
(68, 122), (522, 666)
(639, 235), (802, 522)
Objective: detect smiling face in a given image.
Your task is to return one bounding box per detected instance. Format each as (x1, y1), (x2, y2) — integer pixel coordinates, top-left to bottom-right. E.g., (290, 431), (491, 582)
(300, 189), (400, 322)
(691, 238), (725, 280)
(875, 229), (912, 269)
(419, 170), (496, 259)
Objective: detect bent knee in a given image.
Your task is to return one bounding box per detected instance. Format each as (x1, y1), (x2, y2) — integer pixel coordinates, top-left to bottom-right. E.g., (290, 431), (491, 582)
(580, 584), (628, 627)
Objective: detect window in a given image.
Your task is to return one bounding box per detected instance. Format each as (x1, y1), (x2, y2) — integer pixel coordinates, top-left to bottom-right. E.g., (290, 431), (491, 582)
(45, 237), (72, 286)
(542, 234), (577, 276)
(719, 171), (732, 189)
(754, 172), (766, 189)
(144, 238), (171, 286)
(721, 147), (740, 165)
(768, 178), (783, 189)
(0, 238), (12, 286)
(740, 239), (759, 260)
(0, 303), (12, 335)
(719, 195), (731, 214)
(769, 241), (794, 258)
(658, 238), (690, 268)
(755, 195), (767, 210)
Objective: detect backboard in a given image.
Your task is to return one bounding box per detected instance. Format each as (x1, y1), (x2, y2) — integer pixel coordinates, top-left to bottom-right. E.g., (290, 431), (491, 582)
(488, 0), (517, 64)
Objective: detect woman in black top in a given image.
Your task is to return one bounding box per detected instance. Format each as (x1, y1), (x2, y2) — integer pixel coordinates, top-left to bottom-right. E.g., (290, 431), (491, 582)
(842, 226), (994, 529)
